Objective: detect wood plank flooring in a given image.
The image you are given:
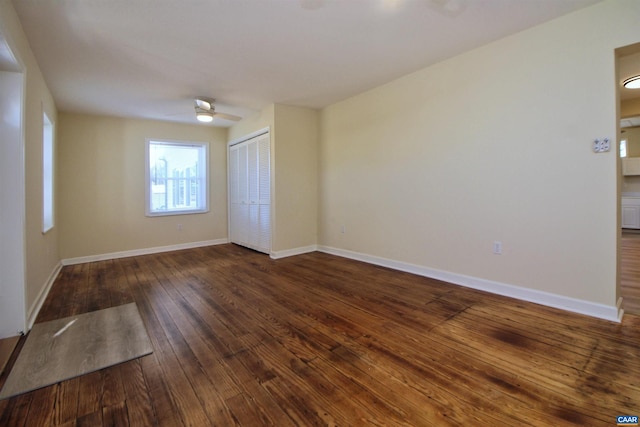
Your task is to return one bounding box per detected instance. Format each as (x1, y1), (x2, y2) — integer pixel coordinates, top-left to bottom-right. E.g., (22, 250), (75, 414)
(0, 337), (19, 379)
(622, 231), (640, 315)
(1, 243), (639, 426)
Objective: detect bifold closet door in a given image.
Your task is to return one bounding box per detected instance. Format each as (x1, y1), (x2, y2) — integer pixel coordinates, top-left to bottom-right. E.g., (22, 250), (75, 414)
(256, 137), (270, 251)
(228, 132), (271, 254)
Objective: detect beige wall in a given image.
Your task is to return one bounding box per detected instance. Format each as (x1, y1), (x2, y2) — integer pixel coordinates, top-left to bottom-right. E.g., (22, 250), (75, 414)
(622, 98), (640, 118)
(6, 0), (638, 324)
(623, 127), (640, 157)
(58, 113), (228, 259)
(272, 104), (319, 252)
(25, 71), (58, 311)
(622, 127), (640, 192)
(319, 0), (640, 307)
(228, 104), (319, 254)
(622, 175), (640, 193)
(0, 0), (59, 319)
(619, 52), (640, 193)
(228, 104), (274, 142)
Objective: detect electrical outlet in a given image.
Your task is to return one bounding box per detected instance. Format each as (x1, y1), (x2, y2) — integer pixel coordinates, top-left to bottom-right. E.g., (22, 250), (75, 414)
(177, 224), (183, 231)
(340, 225), (345, 234)
(493, 241), (502, 255)
(593, 138), (610, 153)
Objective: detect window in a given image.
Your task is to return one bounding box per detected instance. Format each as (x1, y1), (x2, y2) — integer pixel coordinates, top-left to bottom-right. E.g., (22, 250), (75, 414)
(621, 139), (628, 158)
(42, 112), (54, 233)
(145, 139), (209, 216)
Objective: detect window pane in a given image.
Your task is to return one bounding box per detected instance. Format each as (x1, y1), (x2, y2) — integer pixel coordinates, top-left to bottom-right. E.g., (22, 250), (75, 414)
(43, 113), (54, 232)
(147, 140), (208, 216)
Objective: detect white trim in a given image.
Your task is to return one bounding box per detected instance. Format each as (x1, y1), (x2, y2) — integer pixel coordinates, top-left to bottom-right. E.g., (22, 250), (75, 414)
(42, 110), (54, 233)
(62, 239), (229, 266)
(0, 51), (27, 338)
(317, 245), (622, 323)
(228, 126), (270, 147)
(26, 262), (62, 330)
(145, 138), (210, 217)
(270, 245), (318, 260)
(227, 129), (273, 254)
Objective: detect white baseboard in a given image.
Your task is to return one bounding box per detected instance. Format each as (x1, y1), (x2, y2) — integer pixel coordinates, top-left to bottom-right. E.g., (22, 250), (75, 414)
(62, 239), (229, 266)
(317, 245), (622, 323)
(26, 262), (63, 331)
(270, 245), (318, 260)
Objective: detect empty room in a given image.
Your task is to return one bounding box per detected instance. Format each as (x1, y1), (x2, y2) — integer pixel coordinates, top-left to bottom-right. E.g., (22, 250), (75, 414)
(1, 0), (639, 425)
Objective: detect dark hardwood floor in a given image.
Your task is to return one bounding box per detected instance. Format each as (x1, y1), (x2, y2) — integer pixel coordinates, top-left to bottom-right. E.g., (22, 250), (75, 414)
(622, 231), (640, 315)
(1, 243), (639, 426)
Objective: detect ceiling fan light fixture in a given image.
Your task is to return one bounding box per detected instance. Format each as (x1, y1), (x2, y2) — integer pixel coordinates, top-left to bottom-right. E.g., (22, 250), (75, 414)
(623, 75), (640, 89)
(195, 98), (212, 110)
(196, 111), (214, 122)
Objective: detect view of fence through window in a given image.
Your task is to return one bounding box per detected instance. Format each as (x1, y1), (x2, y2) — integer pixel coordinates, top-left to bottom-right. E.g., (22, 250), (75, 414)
(148, 141), (207, 214)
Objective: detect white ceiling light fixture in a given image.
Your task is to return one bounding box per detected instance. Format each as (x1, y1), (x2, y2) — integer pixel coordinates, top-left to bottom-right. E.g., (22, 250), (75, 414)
(196, 110), (214, 122)
(623, 75), (640, 89)
(195, 97), (215, 122)
(192, 97), (242, 124)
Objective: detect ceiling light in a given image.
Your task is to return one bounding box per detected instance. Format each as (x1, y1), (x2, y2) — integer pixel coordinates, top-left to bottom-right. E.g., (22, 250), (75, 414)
(623, 75), (640, 89)
(196, 111), (214, 122)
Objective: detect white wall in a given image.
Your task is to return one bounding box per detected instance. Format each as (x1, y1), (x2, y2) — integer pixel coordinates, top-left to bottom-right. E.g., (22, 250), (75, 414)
(319, 0), (640, 317)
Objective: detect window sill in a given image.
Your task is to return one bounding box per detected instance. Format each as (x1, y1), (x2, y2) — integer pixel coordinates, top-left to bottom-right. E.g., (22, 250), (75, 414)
(145, 209), (209, 217)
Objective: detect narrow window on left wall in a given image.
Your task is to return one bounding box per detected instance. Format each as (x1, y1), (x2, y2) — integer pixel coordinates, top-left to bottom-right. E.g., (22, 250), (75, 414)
(42, 112), (54, 233)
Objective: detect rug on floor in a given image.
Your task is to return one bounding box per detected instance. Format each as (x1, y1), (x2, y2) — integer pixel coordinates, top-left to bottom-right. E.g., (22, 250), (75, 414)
(0, 302), (153, 399)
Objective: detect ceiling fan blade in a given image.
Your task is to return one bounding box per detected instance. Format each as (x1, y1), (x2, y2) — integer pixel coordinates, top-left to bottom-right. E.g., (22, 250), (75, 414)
(214, 112), (242, 122)
(165, 112), (191, 117)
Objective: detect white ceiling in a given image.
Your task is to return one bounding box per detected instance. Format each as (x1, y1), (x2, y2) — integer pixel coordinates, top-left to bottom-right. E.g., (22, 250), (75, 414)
(13, 0), (603, 126)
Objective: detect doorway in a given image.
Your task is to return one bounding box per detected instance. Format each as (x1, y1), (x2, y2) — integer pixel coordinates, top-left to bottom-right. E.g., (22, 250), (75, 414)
(0, 33), (26, 338)
(618, 41), (640, 315)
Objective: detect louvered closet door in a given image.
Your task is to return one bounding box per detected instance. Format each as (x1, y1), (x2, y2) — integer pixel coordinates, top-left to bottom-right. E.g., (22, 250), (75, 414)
(247, 140), (260, 248)
(228, 145), (240, 243)
(237, 144), (250, 246)
(229, 144), (249, 246)
(228, 132), (271, 254)
(257, 135), (271, 252)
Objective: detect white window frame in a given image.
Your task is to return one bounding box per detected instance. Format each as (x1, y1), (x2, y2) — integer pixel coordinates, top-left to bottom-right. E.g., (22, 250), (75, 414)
(42, 112), (54, 233)
(145, 139), (209, 217)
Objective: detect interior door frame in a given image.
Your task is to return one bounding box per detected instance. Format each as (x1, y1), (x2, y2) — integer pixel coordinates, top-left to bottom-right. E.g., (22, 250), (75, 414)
(227, 127), (271, 252)
(616, 41), (640, 317)
(0, 32), (27, 338)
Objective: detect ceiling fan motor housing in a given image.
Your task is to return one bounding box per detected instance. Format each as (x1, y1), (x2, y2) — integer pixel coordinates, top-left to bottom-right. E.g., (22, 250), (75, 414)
(195, 97), (214, 111)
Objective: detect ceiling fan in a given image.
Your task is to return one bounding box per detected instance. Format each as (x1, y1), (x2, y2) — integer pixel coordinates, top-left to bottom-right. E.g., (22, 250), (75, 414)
(194, 97), (242, 123)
